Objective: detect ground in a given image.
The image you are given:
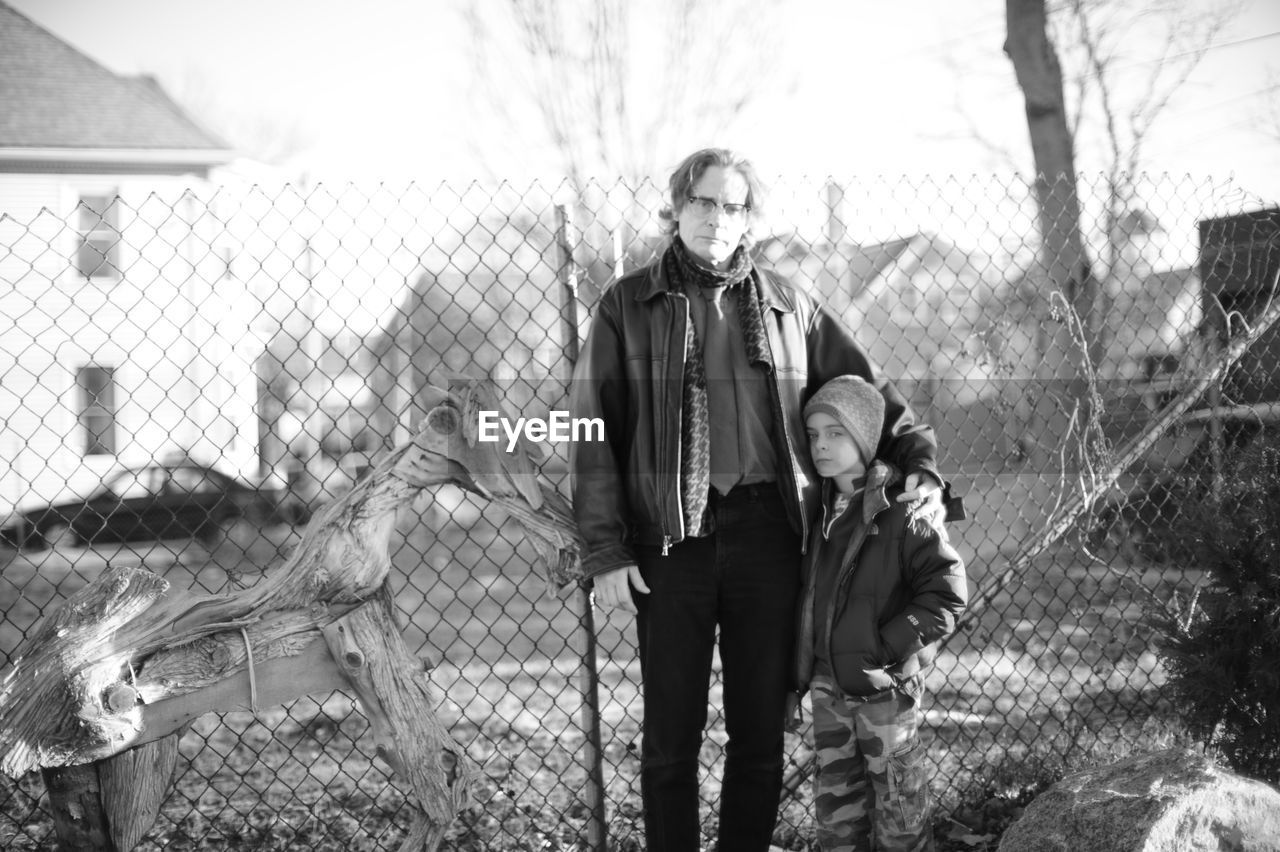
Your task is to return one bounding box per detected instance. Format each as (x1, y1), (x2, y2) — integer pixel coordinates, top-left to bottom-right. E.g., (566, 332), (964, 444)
(0, 497), (1195, 850)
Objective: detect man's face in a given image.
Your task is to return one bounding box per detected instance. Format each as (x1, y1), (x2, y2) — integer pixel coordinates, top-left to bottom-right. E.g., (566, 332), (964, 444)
(677, 165), (751, 269)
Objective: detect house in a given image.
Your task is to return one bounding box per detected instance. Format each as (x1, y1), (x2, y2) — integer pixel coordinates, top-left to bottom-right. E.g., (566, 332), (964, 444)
(1199, 208), (1280, 406)
(758, 231), (1001, 387)
(0, 1), (257, 520)
(1103, 266), (1202, 384)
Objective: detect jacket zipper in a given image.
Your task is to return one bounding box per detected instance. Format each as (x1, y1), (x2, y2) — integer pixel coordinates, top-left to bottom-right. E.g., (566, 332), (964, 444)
(820, 479), (892, 668)
(825, 520), (873, 667)
(661, 291), (689, 556)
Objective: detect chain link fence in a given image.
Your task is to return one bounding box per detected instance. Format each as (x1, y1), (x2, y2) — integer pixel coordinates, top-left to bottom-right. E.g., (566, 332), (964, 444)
(1, 174), (1277, 849)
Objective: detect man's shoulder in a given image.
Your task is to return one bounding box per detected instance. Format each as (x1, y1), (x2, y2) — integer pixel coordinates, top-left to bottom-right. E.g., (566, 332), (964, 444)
(593, 264), (661, 313)
(755, 265), (816, 309)
(755, 264), (801, 290)
(607, 261), (658, 290)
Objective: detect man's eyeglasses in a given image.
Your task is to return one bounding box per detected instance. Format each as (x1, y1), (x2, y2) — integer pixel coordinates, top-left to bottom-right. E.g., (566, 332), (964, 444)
(686, 195), (751, 219)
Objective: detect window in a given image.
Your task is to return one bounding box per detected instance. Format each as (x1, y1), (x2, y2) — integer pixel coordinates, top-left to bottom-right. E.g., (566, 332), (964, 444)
(77, 365), (117, 456)
(75, 194), (121, 278)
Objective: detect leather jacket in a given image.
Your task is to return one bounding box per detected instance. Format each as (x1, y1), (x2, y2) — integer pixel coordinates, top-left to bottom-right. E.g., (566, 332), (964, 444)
(569, 255), (940, 579)
(793, 464), (968, 697)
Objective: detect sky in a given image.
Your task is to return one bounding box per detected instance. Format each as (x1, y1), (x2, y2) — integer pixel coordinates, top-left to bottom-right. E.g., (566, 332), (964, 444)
(9, 0), (1279, 200)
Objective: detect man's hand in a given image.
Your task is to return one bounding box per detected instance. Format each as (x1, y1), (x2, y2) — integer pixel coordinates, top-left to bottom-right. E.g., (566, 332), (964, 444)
(784, 693), (803, 733)
(591, 564), (649, 615)
(897, 472), (944, 527)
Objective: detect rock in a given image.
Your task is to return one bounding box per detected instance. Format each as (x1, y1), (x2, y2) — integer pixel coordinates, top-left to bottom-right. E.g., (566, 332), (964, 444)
(998, 748), (1280, 852)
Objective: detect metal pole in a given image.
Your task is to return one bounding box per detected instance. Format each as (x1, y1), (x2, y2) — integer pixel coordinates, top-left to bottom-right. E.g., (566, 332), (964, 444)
(556, 203), (607, 850)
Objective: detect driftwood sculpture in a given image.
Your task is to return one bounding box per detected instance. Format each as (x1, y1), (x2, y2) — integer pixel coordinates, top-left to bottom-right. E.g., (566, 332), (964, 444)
(0, 378), (584, 851)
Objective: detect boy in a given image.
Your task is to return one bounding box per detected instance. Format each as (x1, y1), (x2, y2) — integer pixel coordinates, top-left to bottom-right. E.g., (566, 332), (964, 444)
(791, 375), (968, 852)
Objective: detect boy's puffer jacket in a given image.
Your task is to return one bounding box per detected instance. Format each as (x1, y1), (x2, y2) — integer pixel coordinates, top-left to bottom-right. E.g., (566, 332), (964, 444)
(795, 463), (968, 697)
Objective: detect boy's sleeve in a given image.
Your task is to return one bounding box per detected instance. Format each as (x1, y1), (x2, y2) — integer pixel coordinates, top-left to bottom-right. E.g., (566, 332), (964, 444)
(879, 514), (969, 663)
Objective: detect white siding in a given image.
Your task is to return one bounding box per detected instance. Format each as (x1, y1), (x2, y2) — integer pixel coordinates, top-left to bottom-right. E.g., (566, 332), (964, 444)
(0, 172), (263, 515)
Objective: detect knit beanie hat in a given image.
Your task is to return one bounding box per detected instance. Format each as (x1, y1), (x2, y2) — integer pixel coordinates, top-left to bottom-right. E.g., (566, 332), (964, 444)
(803, 375), (884, 466)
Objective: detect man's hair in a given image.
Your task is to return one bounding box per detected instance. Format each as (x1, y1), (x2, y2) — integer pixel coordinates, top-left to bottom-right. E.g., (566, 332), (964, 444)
(658, 148), (765, 243)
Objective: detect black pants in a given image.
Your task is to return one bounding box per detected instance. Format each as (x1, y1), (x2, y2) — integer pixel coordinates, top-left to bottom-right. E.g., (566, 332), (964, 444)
(634, 483), (802, 852)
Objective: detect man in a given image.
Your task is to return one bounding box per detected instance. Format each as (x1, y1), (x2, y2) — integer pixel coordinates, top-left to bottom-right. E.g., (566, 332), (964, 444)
(570, 147), (943, 851)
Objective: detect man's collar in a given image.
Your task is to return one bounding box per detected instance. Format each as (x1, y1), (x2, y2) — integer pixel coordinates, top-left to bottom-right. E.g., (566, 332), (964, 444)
(635, 252), (796, 313)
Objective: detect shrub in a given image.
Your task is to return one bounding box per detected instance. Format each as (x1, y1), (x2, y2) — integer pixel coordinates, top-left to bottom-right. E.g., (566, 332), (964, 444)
(1154, 431), (1280, 782)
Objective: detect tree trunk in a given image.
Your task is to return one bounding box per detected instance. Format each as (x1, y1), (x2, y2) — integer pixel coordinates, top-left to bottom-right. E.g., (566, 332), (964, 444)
(1005, 0), (1097, 501)
(1004, 0), (1092, 317)
(42, 764), (114, 851)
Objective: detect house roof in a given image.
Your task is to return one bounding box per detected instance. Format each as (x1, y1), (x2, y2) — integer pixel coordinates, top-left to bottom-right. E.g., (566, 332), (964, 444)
(0, 1), (231, 160)
(756, 234), (921, 311)
(758, 234), (914, 287)
(842, 237), (918, 296)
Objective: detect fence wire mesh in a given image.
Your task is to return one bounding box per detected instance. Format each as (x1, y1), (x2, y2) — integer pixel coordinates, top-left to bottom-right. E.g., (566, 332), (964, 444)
(1, 174), (1278, 850)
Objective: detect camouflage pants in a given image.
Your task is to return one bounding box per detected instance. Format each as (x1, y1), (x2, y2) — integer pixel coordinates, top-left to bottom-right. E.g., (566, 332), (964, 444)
(809, 669), (933, 852)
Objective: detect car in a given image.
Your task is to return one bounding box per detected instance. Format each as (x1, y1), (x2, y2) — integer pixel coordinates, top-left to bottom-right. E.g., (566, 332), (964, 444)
(0, 462), (293, 551)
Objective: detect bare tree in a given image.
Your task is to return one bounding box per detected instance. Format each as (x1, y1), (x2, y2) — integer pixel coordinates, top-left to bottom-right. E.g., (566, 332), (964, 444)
(461, 0), (794, 189)
(1251, 70), (1280, 144)
(1005, 0), (1092, 314)
(1001, 0), (1246, 529)
(1055, 0), (1242, 317)
(1003, 0), (1095, 491)
(1005, 0), (1242, 351)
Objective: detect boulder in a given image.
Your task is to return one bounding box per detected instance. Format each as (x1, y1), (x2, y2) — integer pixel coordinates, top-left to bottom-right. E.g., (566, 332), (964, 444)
(998, 748), (1280, 852)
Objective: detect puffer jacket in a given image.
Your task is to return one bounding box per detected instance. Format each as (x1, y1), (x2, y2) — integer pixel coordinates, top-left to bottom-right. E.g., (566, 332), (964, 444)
(568, 255), (940, 579)
(794, 463), (968, 697)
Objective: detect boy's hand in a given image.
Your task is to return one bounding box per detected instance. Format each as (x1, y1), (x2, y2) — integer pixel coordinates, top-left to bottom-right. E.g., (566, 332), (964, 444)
(898, 472), (944, 527)
(784, 693), (803, 732)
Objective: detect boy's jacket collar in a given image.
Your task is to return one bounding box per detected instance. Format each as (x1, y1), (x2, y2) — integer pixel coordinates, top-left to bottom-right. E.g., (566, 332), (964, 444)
(821, 461), (902, 532)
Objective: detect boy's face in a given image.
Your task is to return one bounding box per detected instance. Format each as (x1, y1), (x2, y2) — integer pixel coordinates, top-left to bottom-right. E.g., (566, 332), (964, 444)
(806, 411), (867, 481)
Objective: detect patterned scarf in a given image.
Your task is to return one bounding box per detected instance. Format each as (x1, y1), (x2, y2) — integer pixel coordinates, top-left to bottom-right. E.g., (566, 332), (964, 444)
(663, 237), (774, 536)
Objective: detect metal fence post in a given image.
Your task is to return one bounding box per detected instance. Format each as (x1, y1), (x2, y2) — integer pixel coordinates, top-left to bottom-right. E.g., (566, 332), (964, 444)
(556, 203), (608, 850)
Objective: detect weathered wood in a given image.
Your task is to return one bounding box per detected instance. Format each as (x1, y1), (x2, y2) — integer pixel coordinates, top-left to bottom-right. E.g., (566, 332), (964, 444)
(0, 379), (584, 851)
(132, 632), (348, 751)
(0, 567), (170, 777)
(42, 763), (114, 851)
(100, 735), (181, 851)
(321, 599), (475, 852)
(0, 600), (347, 772)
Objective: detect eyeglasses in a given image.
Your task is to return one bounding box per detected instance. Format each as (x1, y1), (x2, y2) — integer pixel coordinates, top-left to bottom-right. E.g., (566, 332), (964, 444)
(685, 195), (751, 219)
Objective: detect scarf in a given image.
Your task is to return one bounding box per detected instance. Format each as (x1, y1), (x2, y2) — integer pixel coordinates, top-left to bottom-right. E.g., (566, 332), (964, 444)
(662, 237), (773, 537)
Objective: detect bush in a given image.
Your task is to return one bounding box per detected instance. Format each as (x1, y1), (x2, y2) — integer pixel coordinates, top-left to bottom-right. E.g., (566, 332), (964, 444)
(1154, 431), (1280, 782)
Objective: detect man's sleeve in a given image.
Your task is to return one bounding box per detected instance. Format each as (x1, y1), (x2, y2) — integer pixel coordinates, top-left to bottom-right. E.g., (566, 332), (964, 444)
(569, 298), (636, 580)
(805, 301), (941, 485)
